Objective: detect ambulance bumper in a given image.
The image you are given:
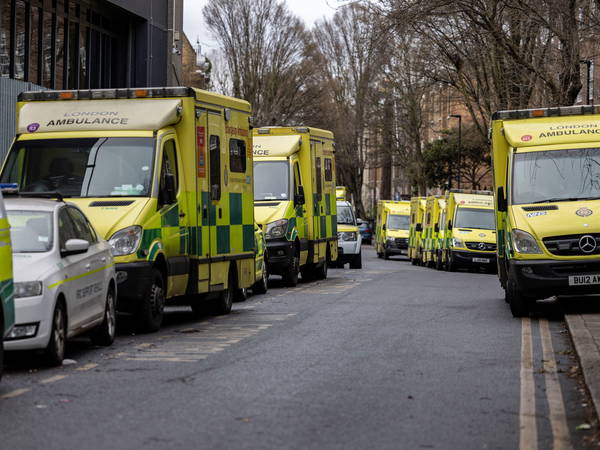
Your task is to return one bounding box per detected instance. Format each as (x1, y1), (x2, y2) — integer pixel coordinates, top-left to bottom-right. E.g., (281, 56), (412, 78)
(265, 239), (294, 275)
(115, 262), (153, 311)
(509, 258), (600, 299)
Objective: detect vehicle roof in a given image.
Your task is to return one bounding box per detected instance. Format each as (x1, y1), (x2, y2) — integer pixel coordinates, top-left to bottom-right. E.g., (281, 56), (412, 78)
(5, 197), (65, 212)
(253, 126), (334, 141)
(336, 201), (353, 207)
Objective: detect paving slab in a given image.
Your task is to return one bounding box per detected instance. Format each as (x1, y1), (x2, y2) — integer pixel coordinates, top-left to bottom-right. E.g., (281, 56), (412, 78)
(565, 314), (600, 418)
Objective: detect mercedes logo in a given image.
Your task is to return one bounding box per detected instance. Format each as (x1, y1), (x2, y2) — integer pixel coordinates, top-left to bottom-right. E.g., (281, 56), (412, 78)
(478, 242), (486, 250)
(577, 207), (593, 217)
(579, 235), (597, 253)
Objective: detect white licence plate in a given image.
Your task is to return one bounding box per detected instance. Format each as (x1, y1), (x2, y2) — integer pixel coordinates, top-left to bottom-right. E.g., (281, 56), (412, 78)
(473, 258), (490, 263)
(569, 274), (600, 286)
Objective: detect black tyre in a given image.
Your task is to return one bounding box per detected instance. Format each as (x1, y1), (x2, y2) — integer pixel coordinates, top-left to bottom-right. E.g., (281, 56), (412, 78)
(446, 253), (456, 272)
(91, 286), (116, 346)
(507, 277), (531, 317)
(234, 287), (248, 302)
(377, 252), (383, 259)
(435, 251), (443, 271)
(410, 256), (417, 266)
(213, 270), (234, 315)
(134, 268), (165, 333)
(350, 252), (362, 269)
(315, 260), (328, 280)
(384, 250), (389, 260)
(252, 262), (268, 295)
(45, 301), (67, 366)
(283, 252), (300, 287)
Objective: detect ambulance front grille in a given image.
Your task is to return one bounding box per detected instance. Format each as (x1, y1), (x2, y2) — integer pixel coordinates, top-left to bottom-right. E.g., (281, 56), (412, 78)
(465, 242), (496, 251)
(543, 233), (600, 256)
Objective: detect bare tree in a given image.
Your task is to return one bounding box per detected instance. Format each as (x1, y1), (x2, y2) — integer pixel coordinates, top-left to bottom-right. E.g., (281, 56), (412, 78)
(203, 0), (318, 125)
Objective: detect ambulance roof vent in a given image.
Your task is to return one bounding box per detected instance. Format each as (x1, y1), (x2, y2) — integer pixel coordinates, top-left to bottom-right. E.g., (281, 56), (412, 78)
(294, 127), (309, 133)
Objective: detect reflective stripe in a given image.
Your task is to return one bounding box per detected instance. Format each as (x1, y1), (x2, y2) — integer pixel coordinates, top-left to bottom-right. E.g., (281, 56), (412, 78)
(48, 263), (114, 289)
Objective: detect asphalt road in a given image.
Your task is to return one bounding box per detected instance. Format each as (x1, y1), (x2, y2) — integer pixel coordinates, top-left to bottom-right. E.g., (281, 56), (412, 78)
(0, 246), (596, 449)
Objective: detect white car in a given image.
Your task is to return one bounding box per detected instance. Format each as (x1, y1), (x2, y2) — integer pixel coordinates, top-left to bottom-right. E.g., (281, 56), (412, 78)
(335, 201), (362, 269)
(4, 197), (117, 365)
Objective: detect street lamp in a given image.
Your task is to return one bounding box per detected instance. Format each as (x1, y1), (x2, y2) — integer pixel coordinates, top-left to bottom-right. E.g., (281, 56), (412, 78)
(580, 60), (595, 106)
(448, 114), (462, 189)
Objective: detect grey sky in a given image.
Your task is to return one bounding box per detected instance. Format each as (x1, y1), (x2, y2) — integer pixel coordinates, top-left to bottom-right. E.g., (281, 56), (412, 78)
(183, 0), (348, 53)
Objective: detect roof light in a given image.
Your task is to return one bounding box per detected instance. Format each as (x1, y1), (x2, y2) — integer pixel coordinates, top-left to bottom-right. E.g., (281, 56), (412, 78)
(493, 105), (598, 120)
(448, 189), (492, 195)
(18, 87), (194, 102)
(531, 109), (545, 117)
(295, 127), (309, 133)
(0, 183), (19, 195)
(257, 129), (271, 134)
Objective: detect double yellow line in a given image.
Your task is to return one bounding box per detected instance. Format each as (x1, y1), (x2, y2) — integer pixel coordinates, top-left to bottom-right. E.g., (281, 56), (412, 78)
(520, 318), (572, 450)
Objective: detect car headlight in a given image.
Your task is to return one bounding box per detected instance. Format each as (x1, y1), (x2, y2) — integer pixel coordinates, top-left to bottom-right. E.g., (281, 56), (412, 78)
(14, 281), (43, 298)
(512, 229), (542, 254)
(265, 219), (288, 240)
(386, 237), (395, 242)
(338, 232), (357, 241)
(452, 238), (465, 248)
(109, 226), (143, 256)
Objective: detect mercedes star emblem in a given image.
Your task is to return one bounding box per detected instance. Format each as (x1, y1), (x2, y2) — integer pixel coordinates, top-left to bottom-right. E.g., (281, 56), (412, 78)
(478, 242), (486, 250)
(579, 235), (597, 253)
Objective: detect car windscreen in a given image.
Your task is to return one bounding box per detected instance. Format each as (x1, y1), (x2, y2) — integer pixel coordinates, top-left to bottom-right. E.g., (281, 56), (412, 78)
(254, 161), (290, 201)
(7, 210), (53, 253)
(454, 207), (495, 230)
(387, 214), (409, 230)
(337, 205), (355, 225)
(512, 147), (600, 204)
(0, 137), (155, 197)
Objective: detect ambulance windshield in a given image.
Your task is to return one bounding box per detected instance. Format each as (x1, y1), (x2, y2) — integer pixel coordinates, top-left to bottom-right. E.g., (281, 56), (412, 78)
(0, 137), (155, 197)
(387, 214), (409, 230)
(254, 161), (289, 201)
(512, 148), (600, 204)
(454, 208), (495, 230)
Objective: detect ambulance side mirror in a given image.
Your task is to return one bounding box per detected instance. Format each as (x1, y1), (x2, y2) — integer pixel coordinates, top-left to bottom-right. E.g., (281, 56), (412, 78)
(415, 223), (422, 232)
(434, 224), (439, 233)
(295, 186), (305, 206)
(497, 186), (507, 212)
(448, 221), (453, 230)
(382, 224), (386, 230)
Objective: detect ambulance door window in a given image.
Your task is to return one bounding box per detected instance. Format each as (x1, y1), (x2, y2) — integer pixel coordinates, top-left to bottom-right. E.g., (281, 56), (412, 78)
(159, 139), (179, 207)
(209, 135), (221, 201)
(229, 139), (246, 173)
(293, 161), (302, 195)
(315, 157), (322, 200)
(324, 158), (332, 182)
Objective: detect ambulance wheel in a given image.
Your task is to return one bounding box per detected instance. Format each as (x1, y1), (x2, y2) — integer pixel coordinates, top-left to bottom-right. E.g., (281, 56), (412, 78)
(252, 264), (269, 295)
(384, 250), (389, 260)
(410, 257), (417, 266)
(315, 260), (328, 280)
(350, 252), (362, 269)
(506, 277), (531, 318)
(135, 268), (165, 333)
(446, 254), (457, 272)
(45, 301), (67, 366)
(234, 287), (248, 302)
(213, 270), (234, 315)
(377, 252), (383, 259)
(435, 252), (443, 271)
(283, 253), (300, 287)
(91, 286), (116, 346)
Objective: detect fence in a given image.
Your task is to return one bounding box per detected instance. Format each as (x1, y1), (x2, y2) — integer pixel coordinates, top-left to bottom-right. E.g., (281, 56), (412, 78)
(0, 78), (45, 163)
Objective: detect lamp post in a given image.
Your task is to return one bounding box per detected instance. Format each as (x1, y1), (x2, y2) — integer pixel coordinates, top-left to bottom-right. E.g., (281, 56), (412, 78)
(448, 114), (462, 189)
(580, 59), (595, 106)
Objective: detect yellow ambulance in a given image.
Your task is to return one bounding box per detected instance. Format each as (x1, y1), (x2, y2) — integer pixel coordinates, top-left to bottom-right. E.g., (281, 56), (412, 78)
(440, 190), (496, 272)
(253, 127), (338, 285)
(492, 106), (600, 316)
(375, 200), (410, 259)
(408, 197), (427, 265)
(422, 196), (445, 268)
(0, 87), (256, 331)
(0, 186), (15, 379)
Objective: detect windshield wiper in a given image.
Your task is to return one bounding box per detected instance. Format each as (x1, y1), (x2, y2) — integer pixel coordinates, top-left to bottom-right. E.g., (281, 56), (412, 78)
(530, 197), (597, 204)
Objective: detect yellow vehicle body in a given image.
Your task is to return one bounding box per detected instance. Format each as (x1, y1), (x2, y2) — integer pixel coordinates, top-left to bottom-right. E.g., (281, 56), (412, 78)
(0, 87), (255, 331)
(336, 186), (349, 202)
(408, 197), (427, 264)
(491, 106), (600, 316)
(253, 127), (338, 286)
(422, 196), (445, 267)
(0, 189), (15, 347)
(375, 200), (410, 259)
(440, 190), (496, 272)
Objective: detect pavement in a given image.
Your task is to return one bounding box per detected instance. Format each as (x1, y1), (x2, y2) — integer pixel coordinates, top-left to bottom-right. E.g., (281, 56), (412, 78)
(0, 246), (597, 449)
(566, 313), (600, 427)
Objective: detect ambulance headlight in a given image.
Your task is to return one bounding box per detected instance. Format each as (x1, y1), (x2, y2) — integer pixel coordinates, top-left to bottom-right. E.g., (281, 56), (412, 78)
(265, 219), (288, 240)
(339, 232), (357, 241)
(452, 238), (465, 248)
(14, 281), (43, 298)
(512, 229), (542, 254)
(109, 226), (143, 256)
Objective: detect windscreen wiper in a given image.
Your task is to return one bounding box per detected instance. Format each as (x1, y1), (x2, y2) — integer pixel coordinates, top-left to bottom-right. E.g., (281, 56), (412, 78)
(530, 197), (582, 204)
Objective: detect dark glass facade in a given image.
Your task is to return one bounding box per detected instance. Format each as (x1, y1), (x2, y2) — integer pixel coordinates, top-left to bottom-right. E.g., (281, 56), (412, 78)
(0, 0), (132, 89)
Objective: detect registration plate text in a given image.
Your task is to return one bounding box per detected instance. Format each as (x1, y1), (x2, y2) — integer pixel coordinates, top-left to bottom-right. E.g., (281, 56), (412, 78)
(569, 274), (600, 286)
